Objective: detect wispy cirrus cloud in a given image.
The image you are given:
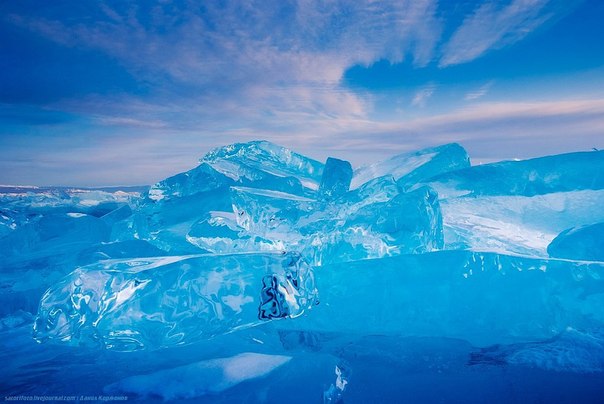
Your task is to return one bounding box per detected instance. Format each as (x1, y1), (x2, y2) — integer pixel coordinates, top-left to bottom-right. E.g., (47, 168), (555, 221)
(5, 0), (441, 124)
(411, 84), (437, 107)
(0, 0), (597, 186)
(439, 0), (573, 67)
(465, 82), (495, 101)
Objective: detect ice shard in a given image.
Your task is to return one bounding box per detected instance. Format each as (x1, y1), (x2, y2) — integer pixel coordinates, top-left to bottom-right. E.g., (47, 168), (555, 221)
(147, 162), (235, 202)
(230, 187), (315, 239)
(186, 212), (278, 254)
(202, 140), (324, 191)
(33, 252), (318, 350)
(421, 149), (604, 199)
(351, 143), (470, 190)
(300, 186), (444, 265)
(319, 157), (353, 200)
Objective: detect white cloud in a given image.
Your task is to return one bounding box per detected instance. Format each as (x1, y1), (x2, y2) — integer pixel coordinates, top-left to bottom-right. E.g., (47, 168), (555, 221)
(465, 82), (494, 101)
(8, 0), (441, 126)
(1, 0), (595, 186)
(412, 84), (437, 107)
(440, 0), (552, 67)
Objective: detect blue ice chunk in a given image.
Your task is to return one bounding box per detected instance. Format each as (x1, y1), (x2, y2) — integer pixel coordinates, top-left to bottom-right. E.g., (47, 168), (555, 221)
(440, 189), (604, 257)
(319, 157), (353, 200)
(186, 212), (278, 253)
(422, 149), (604, 199)
(230, 187), (315, 240)
(351, 143), (470, 190)
(301, 186), (444, 265)
(134, 143), (319, 251)
(342, 175), (399, 208)
(286, 250), (604, 346)
(33, 252), (318, 350)
(116, 187), (233, 254)
(147, 163), (234, 202)
(147, 159), (308, 202)
(227, 185), (443, 265)
(547, 222), (604, 261)
(202, 140), (324, 191)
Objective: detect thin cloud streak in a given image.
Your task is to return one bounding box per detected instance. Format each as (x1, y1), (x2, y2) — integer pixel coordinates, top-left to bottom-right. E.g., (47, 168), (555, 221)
(440, 0), (553, 67)
(411, 84), (437, 107)
(465, 82), (494, 101)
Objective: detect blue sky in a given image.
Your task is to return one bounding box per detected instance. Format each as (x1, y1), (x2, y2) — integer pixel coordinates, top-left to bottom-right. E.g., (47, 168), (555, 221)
(1, 0), (603, 186)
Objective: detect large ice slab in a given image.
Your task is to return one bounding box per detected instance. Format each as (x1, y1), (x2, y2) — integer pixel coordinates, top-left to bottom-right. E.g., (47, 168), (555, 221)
(147, 163), (234, 201)
(117, 188), (233, 254)
(202, 140), (324, 191)
(440, 189), (604, 256)
(147, 140), (324, 202)
(129, 141), (325, 253)
(547, 222), (604, 262)
(33, 252), (318, 350)
(421, 149), (604, 199)
(351, 143), (470, 190)
(286, 250), (604, 346)
(300, 186), (444, 265)
(226, 185), (443, 265)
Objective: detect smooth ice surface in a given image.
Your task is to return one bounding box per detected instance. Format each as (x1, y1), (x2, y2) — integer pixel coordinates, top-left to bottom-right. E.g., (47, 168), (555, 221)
(34, 252), (318, 350)
(105, 352), (291, 400)
(548, 222), (604, 261)
(2, 141), (604, 401)
(289, 250), (604, 346)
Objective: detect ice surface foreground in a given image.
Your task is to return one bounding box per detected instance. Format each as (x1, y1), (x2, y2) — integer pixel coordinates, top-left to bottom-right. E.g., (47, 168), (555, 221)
(21, 140), (604, 353)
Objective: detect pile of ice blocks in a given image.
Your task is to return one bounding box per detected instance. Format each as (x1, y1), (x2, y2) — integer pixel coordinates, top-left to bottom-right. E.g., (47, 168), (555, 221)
(1, 141), (602, 360)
